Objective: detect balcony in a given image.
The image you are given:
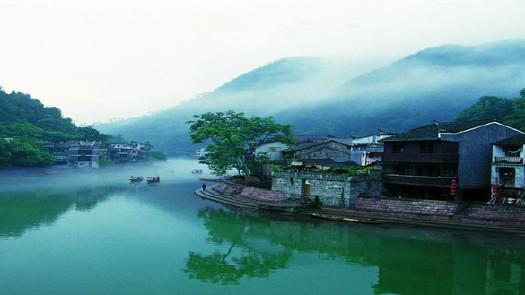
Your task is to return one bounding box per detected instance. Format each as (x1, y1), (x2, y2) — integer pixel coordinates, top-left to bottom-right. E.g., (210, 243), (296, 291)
(495, 177), (517, 187)
(382, 174), (455, 187)
(493, 156), (523, 164)
(383, 153), (459, 163)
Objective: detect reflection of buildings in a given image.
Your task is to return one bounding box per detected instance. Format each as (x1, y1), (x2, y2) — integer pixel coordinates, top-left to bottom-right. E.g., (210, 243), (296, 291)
(189, 208), (525, 293)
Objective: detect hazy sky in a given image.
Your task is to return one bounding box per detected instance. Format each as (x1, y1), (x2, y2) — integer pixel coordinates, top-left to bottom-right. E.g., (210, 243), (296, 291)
(1, 0), (525, 124)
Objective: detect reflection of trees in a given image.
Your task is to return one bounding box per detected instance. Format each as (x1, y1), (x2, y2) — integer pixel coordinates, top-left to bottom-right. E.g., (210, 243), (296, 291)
(188, 208), (525, 294)
(0, 186), (120, 237)
(185, 209), (292, 285)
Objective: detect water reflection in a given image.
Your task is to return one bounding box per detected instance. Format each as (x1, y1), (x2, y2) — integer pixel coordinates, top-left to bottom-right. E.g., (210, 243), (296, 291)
(0, 187), (118, 238)
(188, 208), (525, 294)
(185, 209), (293, 285)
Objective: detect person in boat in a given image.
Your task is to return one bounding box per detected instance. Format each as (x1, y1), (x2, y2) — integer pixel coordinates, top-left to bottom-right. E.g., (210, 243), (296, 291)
(202, 183), (207, 191)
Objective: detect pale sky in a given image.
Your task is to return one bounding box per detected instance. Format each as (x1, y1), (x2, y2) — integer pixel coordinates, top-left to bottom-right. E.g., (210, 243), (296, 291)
(1, 0), (525, 124)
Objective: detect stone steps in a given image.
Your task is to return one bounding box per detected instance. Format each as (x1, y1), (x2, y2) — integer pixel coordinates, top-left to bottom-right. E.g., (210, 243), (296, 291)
(353, 198), (457, 216)
(196, 183), (304, 212)
(194, 189), (258, 210)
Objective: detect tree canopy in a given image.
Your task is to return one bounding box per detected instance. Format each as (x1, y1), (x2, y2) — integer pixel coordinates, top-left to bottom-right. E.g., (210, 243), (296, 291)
(0, 87), (107, 167)
(187, 111), (293, 176)
(456, 88), (525, 131)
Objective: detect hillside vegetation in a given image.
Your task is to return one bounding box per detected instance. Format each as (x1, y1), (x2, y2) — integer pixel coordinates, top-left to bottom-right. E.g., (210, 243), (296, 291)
(456, 89), (525, 130)
(0, 88), (105, 166)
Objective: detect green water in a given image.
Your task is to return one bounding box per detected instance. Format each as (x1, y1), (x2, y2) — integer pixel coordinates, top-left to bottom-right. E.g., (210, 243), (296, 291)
(1, 160), (524, 294)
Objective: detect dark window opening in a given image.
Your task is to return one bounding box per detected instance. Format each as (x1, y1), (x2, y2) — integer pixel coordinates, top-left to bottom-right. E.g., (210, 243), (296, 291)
(392, 143), (404, 153)
(420, 142), (434, 153)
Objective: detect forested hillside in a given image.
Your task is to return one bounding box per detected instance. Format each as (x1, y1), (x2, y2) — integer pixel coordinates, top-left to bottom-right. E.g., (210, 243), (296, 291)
(0, 87), (106, 166)
(456, 88), (525, 130)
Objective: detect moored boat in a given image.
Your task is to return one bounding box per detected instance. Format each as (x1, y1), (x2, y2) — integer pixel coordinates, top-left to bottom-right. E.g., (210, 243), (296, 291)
(129, 176), (144, 183)
(146, 176), (160, 184)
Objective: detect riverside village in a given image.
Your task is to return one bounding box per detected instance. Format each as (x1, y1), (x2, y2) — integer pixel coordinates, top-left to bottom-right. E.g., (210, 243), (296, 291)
(194, 119), (525, 233)
(5, 2), (525, 293)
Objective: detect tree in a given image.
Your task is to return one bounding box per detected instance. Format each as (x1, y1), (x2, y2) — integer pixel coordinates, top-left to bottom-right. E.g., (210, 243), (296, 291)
(187, 111), (293, 176)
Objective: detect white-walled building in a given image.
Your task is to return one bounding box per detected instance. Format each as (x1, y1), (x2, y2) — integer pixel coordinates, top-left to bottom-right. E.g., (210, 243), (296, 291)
(491, 134), (525, 197)
(350, 132), (392, 166)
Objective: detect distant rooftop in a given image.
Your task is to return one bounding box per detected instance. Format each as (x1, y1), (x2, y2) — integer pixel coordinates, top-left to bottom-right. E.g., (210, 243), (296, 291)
(283, 139), (351, 152)
(300, 158), (358, 168)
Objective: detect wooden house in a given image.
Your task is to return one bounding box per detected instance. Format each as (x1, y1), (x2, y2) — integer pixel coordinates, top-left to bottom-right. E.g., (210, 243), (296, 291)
(381, 120), (523, 201)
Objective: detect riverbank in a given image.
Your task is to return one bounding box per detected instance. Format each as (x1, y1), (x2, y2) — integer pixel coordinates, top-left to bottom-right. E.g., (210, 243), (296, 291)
(200, 181), (525, 235)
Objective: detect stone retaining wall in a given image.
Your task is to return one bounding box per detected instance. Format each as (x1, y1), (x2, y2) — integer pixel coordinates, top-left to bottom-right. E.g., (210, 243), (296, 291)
(271, 172), (381, 207)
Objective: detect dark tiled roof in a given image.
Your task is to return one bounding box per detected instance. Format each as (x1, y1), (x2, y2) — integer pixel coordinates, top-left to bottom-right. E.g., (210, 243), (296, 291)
(382, 120), (496, 142)
(282, 139), (351, 152)
(302, 159), (358, 167)
(495, 134), (525, 145)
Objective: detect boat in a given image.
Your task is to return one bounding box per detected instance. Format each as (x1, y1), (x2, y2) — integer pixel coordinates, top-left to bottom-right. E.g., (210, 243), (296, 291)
(129, 176), (144, 183)
(191, 169), (203, 174)
(146, 176), (160, 184)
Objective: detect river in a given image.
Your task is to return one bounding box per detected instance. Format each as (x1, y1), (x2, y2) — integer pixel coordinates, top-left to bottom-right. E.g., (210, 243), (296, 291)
(0, 158), (524, 294)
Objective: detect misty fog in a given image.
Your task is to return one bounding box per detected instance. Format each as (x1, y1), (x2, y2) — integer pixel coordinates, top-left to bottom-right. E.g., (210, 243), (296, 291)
(94, 40), (525, 154)
(0, 158), (210, 193)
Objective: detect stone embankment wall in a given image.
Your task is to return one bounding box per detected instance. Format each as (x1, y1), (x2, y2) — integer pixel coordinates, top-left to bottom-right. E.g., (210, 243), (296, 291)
(350, 197), (525, 226)
(271, 172), (381, 207)
(352, 198), (457, 216)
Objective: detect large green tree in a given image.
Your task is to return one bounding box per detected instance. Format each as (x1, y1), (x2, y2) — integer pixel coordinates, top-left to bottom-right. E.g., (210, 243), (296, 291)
(188, 111), (293, 176)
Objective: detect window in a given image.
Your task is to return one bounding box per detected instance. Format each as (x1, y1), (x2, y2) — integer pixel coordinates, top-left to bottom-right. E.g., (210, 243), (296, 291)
(442, 164), (457, 177)
(420, 142), (434, 153)
(392, 143), (404, 153)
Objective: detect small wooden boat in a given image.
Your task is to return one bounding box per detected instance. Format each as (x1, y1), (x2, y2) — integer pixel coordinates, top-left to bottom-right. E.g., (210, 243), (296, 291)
(129, 176), (144, 183)
(146, 176), (160, 184)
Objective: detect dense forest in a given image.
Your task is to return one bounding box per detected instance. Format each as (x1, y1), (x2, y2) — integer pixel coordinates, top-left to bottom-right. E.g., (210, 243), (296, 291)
(456, 88), (525, 129)
(0, 87), (106, 166)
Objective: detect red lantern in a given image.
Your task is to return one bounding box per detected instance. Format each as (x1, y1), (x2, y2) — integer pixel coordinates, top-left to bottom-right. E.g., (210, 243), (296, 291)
(450, 179), (458, 196)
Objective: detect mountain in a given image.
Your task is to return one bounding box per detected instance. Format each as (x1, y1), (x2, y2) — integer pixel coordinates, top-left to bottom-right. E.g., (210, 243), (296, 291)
(95, 57), (361, 153)
(96, 40), (525, 155)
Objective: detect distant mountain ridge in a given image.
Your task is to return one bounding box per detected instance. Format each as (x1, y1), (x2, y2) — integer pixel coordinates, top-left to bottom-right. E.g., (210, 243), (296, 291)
(96, 40), (525, 155)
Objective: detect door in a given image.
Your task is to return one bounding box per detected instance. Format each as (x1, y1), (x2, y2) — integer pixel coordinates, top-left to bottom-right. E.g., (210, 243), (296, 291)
(302, 179), (311, 197)
(499, 167), (515, 187)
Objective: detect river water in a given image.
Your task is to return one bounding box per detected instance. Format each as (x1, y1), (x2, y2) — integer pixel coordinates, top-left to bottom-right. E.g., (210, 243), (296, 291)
(1, 159), (524, 295)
